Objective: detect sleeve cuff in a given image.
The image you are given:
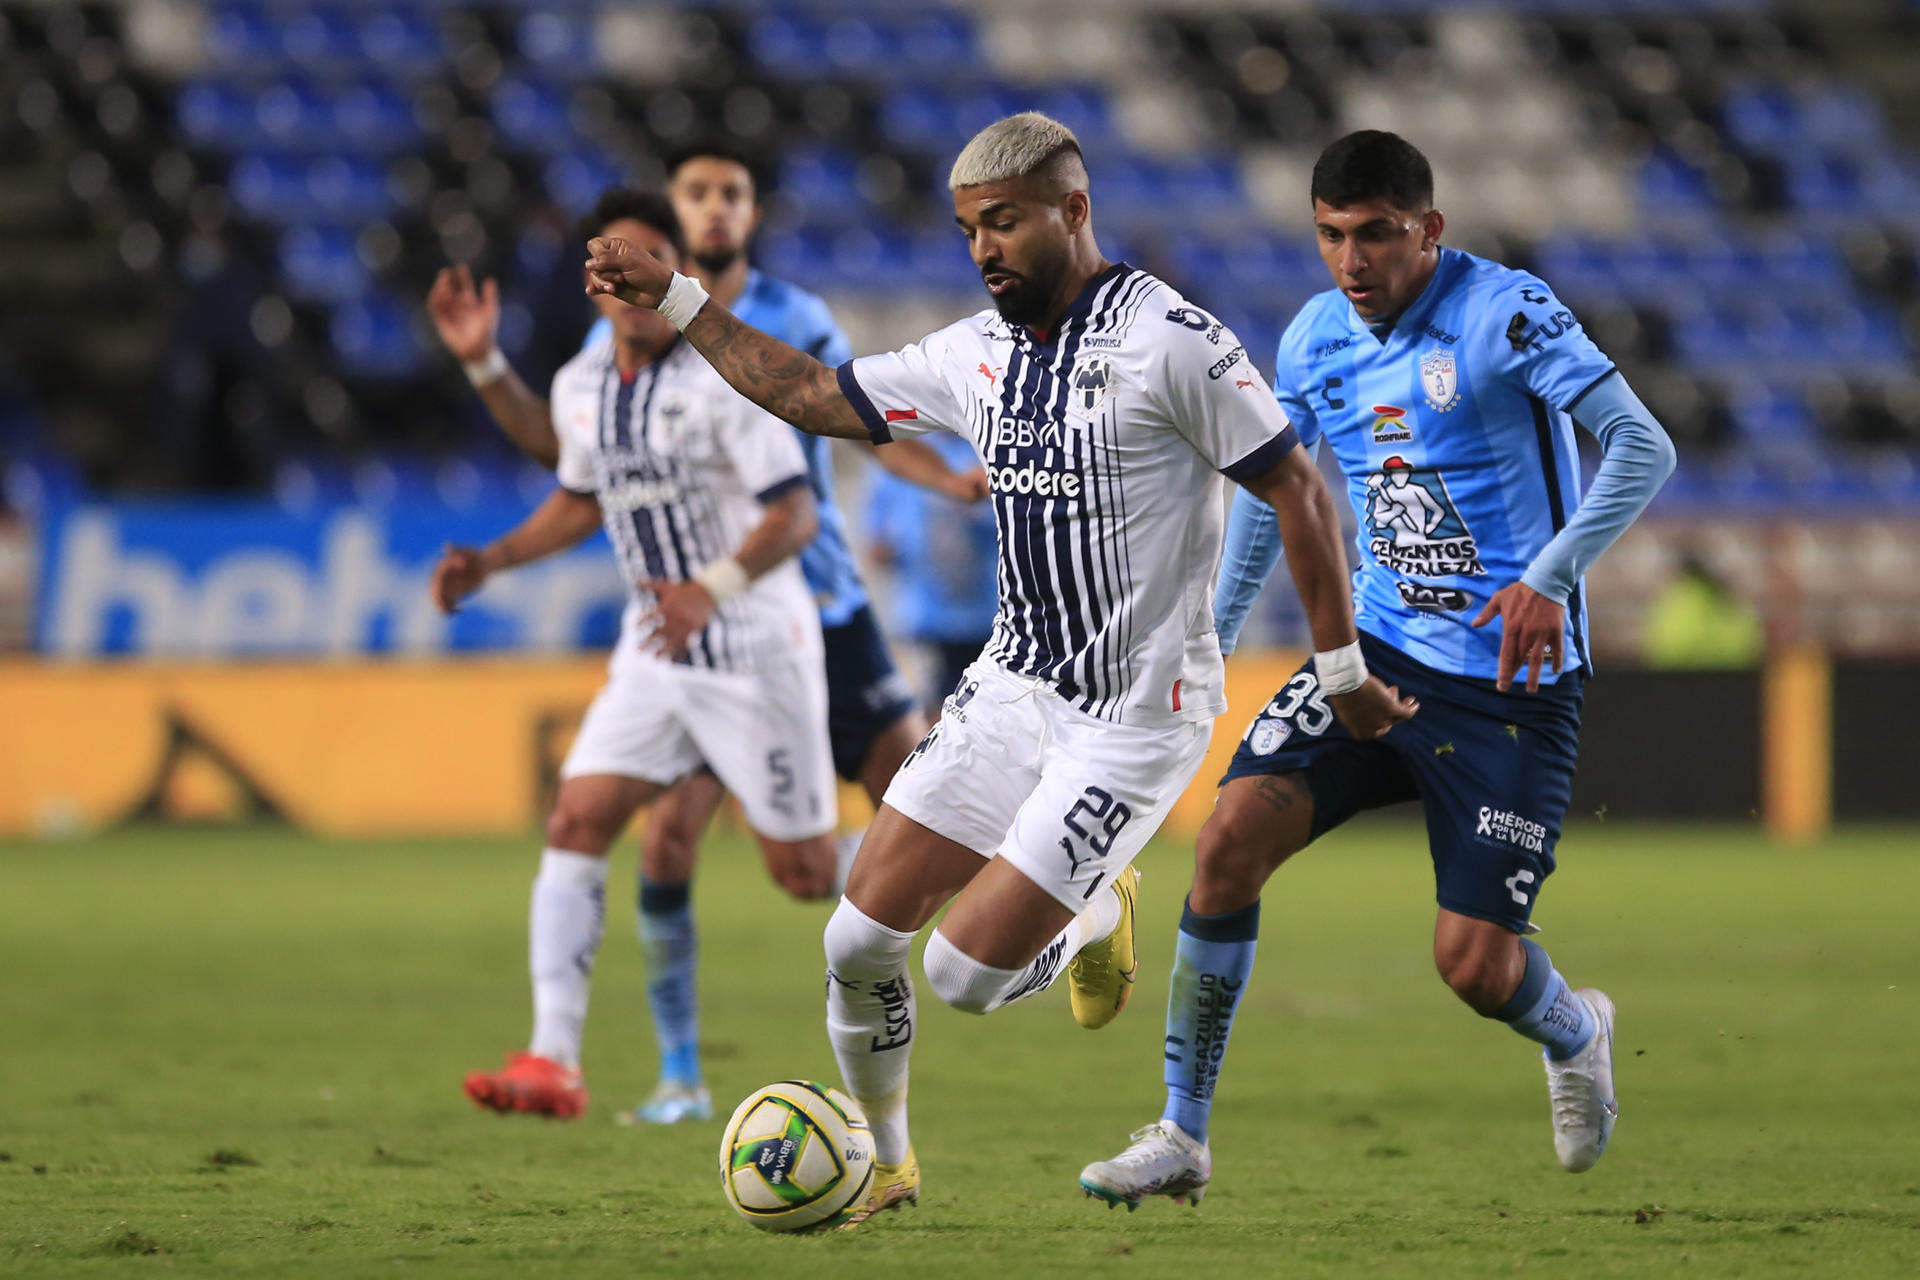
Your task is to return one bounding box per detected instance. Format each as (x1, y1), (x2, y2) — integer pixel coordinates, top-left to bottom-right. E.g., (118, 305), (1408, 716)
(1521, 563), (1573, 605)
(835, 360), (892, 445)
(561, 483), (596, 498)
(1220, 425), (1300, 484)
(754, 473), (811, 504)
(1563, 365), (1620, 416)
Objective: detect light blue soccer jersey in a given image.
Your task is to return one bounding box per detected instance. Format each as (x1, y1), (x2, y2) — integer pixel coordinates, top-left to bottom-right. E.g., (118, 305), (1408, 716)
(586, 269), (866, 625)
(1265, 247), (1616, 682)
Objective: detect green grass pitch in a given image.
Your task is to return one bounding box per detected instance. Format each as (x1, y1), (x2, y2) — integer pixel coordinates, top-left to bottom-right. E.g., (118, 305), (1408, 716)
(3, 821), (1916, 1277)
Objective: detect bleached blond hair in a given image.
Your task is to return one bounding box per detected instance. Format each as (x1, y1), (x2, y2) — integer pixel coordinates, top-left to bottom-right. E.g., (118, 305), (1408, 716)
(948, 112), (1086, 191)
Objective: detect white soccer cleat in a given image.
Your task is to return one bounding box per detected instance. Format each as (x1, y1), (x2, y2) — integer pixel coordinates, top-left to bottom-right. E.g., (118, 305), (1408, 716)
(1543, 988), (1618, 1172)
(1078, 1121), (1211, 1210)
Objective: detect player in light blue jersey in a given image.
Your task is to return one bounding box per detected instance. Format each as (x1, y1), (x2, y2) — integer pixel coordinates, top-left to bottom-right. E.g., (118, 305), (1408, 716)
(1082, 131), (1675, 1207)
(429, 147), (984, 1127)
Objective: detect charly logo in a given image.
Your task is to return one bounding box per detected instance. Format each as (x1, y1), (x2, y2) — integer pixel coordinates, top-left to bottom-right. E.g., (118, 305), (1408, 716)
(1370, 404), (1412, 444)
(1420, 348), (1459, 412)
(1070, 355), (1113, 417)
(1364, 456), (1485, 579)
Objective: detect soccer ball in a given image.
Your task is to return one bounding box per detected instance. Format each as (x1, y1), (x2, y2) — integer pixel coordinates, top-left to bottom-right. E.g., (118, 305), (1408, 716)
(719, 1081), (874, 1232)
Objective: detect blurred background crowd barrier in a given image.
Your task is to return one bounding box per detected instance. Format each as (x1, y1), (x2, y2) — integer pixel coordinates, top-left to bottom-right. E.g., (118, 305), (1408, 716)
(2, 0), (1916, 839)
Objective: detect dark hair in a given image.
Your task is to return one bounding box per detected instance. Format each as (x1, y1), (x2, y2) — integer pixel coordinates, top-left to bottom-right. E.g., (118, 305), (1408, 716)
(665, 141), (769, 199)
(576, 188), (685, 254)
(1310, 131), (1433, 213)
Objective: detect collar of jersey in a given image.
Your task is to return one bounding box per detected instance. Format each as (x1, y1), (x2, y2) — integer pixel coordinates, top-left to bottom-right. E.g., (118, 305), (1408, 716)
(1018, 260), (1131, 345)
(1347, 246), (1463, 344)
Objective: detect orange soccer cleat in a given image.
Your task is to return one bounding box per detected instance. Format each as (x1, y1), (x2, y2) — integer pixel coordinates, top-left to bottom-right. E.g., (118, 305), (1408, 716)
(463, 1052), (588, 1119)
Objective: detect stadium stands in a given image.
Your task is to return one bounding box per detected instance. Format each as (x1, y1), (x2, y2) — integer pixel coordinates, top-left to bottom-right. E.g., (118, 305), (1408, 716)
(0, 0), (1916, 650)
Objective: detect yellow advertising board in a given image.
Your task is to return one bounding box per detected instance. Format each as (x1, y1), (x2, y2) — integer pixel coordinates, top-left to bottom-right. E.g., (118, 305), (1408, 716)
(0, 654), (1302, 840)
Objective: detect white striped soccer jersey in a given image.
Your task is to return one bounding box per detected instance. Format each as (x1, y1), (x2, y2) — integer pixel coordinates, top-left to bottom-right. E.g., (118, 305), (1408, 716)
(836, 263), (1300, 728)
(553, 334), (822, 671)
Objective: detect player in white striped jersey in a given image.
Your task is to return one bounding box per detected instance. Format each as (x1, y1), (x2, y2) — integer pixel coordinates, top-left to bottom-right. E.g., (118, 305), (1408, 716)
(434, 191), (841, 1120)
(583, 114), (1416, 1220)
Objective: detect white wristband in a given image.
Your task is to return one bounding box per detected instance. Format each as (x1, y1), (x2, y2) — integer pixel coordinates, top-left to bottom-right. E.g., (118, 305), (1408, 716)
(462, 347), (508, 386)
(694, 558), (749, 603)
(1315, 641), (1368, 696)
(657, 272), (711, 332)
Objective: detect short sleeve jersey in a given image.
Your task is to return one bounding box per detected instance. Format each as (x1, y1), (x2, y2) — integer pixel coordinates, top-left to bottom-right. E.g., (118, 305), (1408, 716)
(1274, 246), (1617, 681)
(836, 263), (1299, 726)
(552, 335), (819, 670)
(588, 270), (868, 626)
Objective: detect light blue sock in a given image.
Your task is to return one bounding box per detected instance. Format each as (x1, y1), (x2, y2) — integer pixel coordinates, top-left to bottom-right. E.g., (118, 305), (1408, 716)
(1161, 897), (1259, 1145)
(1493, 937), (1595, 1061)
(637, 880), (699, 1086)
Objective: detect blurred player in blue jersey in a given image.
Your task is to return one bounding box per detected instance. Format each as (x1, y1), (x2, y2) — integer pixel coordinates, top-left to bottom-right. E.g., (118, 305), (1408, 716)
(427, 147), (985, 1127)
(1081, 131), (1676, 1207)
(864, 430), (998, 714)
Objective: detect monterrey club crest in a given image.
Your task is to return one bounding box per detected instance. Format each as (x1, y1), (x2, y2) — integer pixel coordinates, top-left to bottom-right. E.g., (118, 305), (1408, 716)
(1069, 355), (1113, 418)
(1420, 348), (1459, 412)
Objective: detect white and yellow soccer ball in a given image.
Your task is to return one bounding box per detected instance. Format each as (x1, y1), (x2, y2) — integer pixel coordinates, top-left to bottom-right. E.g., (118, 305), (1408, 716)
(719, 1081), (874, 1232)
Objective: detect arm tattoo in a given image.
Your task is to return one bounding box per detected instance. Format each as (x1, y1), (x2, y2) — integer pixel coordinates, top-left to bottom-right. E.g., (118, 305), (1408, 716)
(683, 305), (868, 440)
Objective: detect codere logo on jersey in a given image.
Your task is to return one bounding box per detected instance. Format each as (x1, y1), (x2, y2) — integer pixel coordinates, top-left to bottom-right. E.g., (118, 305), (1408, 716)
(601, 473), (685, 511)
(1363, 457), (1485, 578)
(989, 457), (1082, 499)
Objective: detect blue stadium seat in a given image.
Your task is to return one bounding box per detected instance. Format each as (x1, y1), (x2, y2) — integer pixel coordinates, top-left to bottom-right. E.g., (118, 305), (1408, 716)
(357, 8), (448, 77)
(331, 296), (423, 378)
(280, 225), (369, 303)
(779, 145), (868, 210)
(206, 4), (282, 68)
(177, 79), (263, 150)
(229, 152), (311, 222)
(1637, 151), (1718, 218)
(1727, 384), (1815, 444)
(333, 80), (420, 152)
(493, 76), (577, 154)
(544, 151), (623, 216)
(906, 226), (981, 291)
(745, 13), (826, 80)
(516, 10), (596, 79)
(256, 80), (342, 150)
(283, 6), (363, 73)
(1785, 155), (1864, 215)
(756, 226), (837, 293)
(1720, 83), (1800, 155)
(1802, 84), (1885, 156)
(307, 154), (392, 221)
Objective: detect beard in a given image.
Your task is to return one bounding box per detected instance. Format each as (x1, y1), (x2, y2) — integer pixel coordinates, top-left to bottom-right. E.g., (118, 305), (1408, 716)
(693, 246), (740, 276)
(983, 244), (1069, 328)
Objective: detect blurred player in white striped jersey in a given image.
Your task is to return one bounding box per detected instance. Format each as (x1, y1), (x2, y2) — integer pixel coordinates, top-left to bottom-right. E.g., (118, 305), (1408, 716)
(432, 190), (839, 1120)
(583, 115), (1416, 1223)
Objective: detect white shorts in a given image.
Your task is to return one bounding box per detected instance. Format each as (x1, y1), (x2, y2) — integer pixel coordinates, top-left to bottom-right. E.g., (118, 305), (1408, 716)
(562, 651), (836, 843)
(882, 659), (1211, 911)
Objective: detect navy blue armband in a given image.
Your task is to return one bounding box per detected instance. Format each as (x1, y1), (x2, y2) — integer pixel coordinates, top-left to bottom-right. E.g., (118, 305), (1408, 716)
(835, 361), (892, 445)
(1220, 425), (1300, 484)
(754, 473), (810, 504)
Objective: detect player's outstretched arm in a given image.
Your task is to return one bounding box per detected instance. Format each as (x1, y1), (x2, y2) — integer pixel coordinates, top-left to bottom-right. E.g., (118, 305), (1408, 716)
(640, 486), (819, 659)
(426, 265), (560, 469)
(1241, 448), (1417, 738)
(583, 237), (869, 441)
(856, 438), (989, 502)
(428, 488), (600, 613)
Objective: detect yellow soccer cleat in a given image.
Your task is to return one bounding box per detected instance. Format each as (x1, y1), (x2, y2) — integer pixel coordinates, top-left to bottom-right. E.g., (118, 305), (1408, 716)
(1068, 865), (1140, 1030)
(838, 1148), (920, 1230)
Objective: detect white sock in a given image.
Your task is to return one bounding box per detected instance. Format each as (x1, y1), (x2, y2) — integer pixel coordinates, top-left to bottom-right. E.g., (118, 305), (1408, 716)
(922, 918), (1086, 1015)
(1076, 883), (1122, 950)
(823, 898), (916, 1166)
(528, 848), (608, 1071)
(831, 828), (865, 898)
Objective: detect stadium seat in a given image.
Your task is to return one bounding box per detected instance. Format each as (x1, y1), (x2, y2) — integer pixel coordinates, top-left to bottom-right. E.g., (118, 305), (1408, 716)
(229, 152), (312, 223)
(544, 151), (624, 217)
(280, 225), (370, 303)
(330, 296), (422, 378)
(492, 75), (577, 154)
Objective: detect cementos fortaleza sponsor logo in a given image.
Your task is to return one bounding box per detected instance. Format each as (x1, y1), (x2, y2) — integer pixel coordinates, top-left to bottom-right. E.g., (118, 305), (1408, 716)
(36, 498), (628, 657)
